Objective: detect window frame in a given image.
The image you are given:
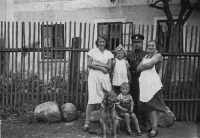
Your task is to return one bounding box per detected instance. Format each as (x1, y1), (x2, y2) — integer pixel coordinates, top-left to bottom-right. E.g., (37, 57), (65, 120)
(93, 18), (126, 50)
(41, 24), (65, 60)
(153, 16), (187, 53)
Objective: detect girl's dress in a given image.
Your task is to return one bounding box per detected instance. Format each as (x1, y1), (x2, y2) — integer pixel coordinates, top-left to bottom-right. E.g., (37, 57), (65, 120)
(112, 58), (129, 86)
(112, 58), (130, 95)
(116, 93), (134, 118)
(139, 54), (167, 113)
(87, 48), (114, 104)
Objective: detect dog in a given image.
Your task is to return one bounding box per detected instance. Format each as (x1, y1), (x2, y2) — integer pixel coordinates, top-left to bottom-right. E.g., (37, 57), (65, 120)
(88, 90), (120, 138)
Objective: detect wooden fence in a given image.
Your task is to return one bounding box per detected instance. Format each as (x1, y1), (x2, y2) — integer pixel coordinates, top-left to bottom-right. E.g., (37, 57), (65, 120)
(0, 21), (199, 122)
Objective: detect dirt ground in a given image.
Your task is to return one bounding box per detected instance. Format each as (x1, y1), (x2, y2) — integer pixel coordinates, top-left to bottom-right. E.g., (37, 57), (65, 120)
(1, 119), (200, 138)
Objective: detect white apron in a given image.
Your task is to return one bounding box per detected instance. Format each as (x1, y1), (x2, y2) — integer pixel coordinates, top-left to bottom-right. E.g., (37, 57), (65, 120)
(139, 55), (163, 102)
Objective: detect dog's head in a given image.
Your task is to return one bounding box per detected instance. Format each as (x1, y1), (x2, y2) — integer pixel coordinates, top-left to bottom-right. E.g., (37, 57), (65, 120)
(103, 90), (119, 106)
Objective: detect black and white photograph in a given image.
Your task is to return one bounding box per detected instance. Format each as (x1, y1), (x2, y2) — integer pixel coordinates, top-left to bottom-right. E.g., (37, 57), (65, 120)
(0, 0), (200, 138)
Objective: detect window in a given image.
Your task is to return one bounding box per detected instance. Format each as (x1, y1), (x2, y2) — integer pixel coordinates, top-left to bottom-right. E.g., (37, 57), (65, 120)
(97, 22), (122, 51)
(154, 17), (186, 53)
(93, 18), (126, 51)
(41, 24), (64, 59)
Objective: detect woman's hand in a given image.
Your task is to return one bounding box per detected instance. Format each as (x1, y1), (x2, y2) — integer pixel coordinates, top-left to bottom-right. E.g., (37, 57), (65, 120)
(101, 67), (108, 74)
(137, 65), (144, 72)
(92, 61), (101, 66)
(123, 108), (128, 113)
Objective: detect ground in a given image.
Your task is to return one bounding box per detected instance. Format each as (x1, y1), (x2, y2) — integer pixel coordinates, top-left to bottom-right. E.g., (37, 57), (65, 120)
(1, 120), (200, 138)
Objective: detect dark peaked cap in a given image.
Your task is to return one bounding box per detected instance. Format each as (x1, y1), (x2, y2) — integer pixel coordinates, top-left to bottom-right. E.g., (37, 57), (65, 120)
(131, 34), (144, 41)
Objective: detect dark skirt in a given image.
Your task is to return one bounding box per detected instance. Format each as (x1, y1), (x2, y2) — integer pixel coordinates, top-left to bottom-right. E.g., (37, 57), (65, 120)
(140, 90), (167, 113)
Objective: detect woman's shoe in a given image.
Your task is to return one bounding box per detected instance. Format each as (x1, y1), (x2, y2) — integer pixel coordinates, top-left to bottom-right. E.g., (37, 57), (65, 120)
(149, 126), (158, 137)
(82, 124), (90, 132)
(127, 129), (133, 136)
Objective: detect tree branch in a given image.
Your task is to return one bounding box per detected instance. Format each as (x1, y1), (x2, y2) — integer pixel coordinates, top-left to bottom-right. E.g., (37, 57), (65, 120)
(149, 0), (164, 10)
(149, 4), (164, 10)
(177, 0), (190, 24)
(162, 0), (175, 25)
(181, 3), (198, 25)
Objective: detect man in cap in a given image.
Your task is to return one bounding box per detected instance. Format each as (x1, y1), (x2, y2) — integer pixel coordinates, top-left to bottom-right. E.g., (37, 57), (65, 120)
(126, 34), (147, 113)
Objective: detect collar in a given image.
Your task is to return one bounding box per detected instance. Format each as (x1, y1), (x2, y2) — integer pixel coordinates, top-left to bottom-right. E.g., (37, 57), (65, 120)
(134, 49), (142, 54)
(95, 47), (106, 54)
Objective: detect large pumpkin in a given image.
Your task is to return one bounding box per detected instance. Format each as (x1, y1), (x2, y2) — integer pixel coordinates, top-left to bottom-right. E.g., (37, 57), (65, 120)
(61, 103), (77, 122)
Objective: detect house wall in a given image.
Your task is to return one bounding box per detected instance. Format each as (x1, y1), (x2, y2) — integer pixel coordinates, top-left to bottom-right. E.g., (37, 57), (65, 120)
(1, 0), (198, 25)
(0, 0), (6, 21)
(1, 0), (199, 82)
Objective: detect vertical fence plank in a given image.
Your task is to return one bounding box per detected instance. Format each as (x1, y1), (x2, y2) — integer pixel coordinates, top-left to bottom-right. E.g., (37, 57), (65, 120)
(92, 24), (95, 49)
(14, 22), (18, 109)
(6, 22), (10, 107)
(177, 54), (182, 119)
(54, 23), (58, 102)
(0, 21), (5, 109)
(142, 25), (144, 36)
(10, 22), (14, 107)
(186, 26), (193, 120)
(58, 22), (63, 104)
(22, 22), (26, 106)
(70, 22), (76, 103)
(194, 28), (200, 121)
(41, 22), (45, 103)
(110, 24), (113, 51)
(32, 22), (36, 110)
(83, 23), (88, 108)
(151, 25), (154, 40)
(181, 25), (188, 120)
(128, 23), (131, 50)
(50, 22), (54, 101)
(145, 25), (149, 51)
(81, 22), (87, 107)
(19, 22), (23, 107)
(75, 22), (82, 106)
(138, 24), (141, 34)
(67, 21), (71, 102)
(46, 21), (50, 102)
(163, 25), (167, 53)
(3, 21), (6, 108)
(27, 22), (31, 106)
(62, 22), (67, 104)
(191, 26), (198, 121)
(123, 24), (127, 50)
(36, 22), (40, 105)
(172, 55), (177, 116)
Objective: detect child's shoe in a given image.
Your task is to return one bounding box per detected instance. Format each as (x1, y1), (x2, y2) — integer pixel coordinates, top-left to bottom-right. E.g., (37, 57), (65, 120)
(137, 131), (143, 136)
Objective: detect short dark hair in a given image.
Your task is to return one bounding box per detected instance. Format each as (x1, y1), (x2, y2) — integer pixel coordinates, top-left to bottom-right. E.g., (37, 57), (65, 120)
(95, 35), (110, 50)
(121, 82), (130, 90)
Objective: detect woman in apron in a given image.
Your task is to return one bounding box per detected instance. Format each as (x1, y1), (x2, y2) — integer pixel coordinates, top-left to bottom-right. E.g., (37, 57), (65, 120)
(137, 40), (167, 137)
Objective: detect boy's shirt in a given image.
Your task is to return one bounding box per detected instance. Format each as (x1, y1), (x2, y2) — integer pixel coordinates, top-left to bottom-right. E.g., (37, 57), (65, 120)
(116, 93), (134, 106)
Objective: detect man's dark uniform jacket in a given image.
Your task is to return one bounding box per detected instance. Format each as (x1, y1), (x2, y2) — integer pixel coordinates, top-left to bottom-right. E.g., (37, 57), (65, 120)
(126, 49), (148, 113)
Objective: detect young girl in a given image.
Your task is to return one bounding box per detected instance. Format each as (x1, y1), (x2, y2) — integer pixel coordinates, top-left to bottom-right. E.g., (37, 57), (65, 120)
(112, 45), (131, 95)
(116, 82), (142, 136)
